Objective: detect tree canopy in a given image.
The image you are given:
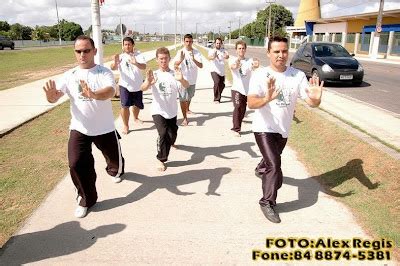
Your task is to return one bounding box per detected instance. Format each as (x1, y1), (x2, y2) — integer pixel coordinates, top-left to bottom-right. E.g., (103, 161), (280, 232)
(231, 4), (293, 39)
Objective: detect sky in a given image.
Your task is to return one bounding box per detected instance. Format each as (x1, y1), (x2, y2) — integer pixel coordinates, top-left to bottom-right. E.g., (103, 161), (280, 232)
(1, 0), (399, 34)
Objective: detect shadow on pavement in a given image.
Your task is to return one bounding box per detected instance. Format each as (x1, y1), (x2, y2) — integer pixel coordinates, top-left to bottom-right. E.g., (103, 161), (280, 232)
(277, 159), (380, 213)
(0, 221), (126, 265)
(168, 142), (258, 168)
(92, 167), (231, 212)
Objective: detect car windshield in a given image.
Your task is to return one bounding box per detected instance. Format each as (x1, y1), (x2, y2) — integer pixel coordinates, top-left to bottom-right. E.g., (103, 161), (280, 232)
(313, 44), (350, 57)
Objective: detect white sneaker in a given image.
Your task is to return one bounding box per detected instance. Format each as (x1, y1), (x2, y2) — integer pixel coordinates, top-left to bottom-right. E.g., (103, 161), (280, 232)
(112, 176), (122, 183)
(74, 206), (88, 218)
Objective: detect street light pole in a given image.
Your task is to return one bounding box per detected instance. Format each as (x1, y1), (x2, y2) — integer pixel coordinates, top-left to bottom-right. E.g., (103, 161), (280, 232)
(265, 0), (274, 47)
(175, 0), (177, 49)
(371, 0), (384, 59)
(54, 0), (62, 45)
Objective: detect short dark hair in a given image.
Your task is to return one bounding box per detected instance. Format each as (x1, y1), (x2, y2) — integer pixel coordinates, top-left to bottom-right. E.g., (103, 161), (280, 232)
(235, 40), (247, 49)
(184, 34), (193, 40)
(267, 36), (288, 51)
(156, 47), (170, 58)
(74, 35), (95, 48)
(215, 37), (222, 43)
(123, 37), (134, 44)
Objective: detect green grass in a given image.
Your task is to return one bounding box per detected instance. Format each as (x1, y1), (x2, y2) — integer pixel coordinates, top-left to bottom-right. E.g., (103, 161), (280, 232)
(289, 104), (400, 258)
(0, 41), (172, 91)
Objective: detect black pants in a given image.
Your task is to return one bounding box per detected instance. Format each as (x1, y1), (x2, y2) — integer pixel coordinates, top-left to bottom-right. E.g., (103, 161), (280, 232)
(211, 72), (225, 102)
(68, 130), (124, 208)
(152, 115), (178, 162)
(254, 132), (288, 206)
(231, 90), (247, 132)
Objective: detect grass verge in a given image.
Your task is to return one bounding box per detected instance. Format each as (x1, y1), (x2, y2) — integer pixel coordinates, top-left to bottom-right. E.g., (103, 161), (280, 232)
(0, 41), (172, 91)
(289, 104), (399, 258)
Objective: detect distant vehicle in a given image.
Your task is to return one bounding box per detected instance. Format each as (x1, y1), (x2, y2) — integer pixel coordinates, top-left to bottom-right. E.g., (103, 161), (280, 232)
(0, 35), (15, 50)
(206, 41), (214, 48)
(290, 42), (364, 86)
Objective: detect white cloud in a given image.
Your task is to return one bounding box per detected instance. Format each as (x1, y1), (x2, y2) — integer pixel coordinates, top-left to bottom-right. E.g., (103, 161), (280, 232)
(1, 0), (399, 34)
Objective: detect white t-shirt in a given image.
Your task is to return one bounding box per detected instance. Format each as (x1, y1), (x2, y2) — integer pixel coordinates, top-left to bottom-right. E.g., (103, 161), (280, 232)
(173, 48), (202, 85)
(150, 69), (183, 119)
(248, 66), (309, 138)
(208, 48), (227, 76)
(229, 56), (254, 95)
(117, 51), (146, 92)
(57, 65), (116, 136)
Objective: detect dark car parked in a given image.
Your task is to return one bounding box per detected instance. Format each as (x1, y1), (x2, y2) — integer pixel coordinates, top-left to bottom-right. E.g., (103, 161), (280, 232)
(290, 42), (364, 86)
(0, 35), (15, 50)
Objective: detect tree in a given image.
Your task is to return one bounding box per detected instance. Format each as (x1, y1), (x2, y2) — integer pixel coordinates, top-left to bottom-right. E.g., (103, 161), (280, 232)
(0, 21), (10, 32)
(59, 20), (83, 41)
(115, 24), (127, 35)
(230, 4), (293, 39)
(9, 23), (23, 40)
(21, 26), (33, 40)
(31, 25), (51, 41)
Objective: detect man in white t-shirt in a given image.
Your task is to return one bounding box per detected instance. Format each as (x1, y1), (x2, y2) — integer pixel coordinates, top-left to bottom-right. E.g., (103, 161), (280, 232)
(247, 36), (323, 223)
(141, 47), (189, 171)
(173, 34), (203, 126)
(208, 37), (229, 103)
(229, 40), (259, 137)
(111, 37), (146, 134)
(43, 36), (125, 219)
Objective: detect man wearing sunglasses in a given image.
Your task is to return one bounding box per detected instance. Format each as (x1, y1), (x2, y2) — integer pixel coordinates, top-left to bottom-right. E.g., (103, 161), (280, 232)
(43, 35), (125, 219)
(111, 37), (146, 134)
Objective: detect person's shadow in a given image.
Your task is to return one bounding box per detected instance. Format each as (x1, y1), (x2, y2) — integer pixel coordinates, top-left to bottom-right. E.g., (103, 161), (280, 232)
(276, 159), (380, 213)
(92, 167), (231, 212)
(0, 221), (126, 265)
(168, 142), (258, 167)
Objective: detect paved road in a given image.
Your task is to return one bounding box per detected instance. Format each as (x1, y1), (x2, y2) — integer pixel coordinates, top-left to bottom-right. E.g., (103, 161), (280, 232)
(225, 46), (400, 115)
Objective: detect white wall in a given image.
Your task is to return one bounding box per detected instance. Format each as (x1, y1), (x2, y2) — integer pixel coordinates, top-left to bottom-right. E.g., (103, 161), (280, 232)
(314, 22), (347, 33)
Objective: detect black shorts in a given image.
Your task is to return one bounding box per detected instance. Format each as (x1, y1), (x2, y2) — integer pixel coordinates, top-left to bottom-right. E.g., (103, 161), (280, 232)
(119, 86), (144, 109)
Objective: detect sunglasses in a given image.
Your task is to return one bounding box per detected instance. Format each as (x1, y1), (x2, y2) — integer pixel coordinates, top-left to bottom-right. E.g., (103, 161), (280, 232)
(74, 49), (92, 54)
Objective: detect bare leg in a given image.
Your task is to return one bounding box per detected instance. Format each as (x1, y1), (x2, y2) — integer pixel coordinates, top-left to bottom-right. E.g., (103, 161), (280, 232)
(187, 100), (192, 114)
(132, 106), (143, 124)
(180, 101), (188, 126)
(121, 107), (130, 134)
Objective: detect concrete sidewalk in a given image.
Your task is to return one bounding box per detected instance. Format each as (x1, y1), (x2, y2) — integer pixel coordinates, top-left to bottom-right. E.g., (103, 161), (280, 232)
(1, 58), (395, 265)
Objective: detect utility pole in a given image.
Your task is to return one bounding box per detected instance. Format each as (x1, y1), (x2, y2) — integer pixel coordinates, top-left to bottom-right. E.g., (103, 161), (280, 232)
(119, 17), (123, 48)
(229, 21), (232, 44)
(196, 22), (198, 42)
(265, 0), (274, 47)
(54, 0), (62, 45)
(91, 0), (103, 65)
(238, 17), (241, 37)
(371, 0), (384, 59)
(175, 0), (177, 49)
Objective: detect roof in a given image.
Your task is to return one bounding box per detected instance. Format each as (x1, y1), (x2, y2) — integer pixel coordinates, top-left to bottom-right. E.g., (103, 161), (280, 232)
(306, 8), (400, 24)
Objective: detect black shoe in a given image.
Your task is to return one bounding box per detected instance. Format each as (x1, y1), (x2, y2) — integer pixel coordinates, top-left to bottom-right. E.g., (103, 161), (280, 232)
(260, 204), (281, 223)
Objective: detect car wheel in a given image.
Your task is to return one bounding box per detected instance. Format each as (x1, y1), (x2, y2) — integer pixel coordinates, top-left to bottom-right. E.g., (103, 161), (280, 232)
(11, 45), (14, 50)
